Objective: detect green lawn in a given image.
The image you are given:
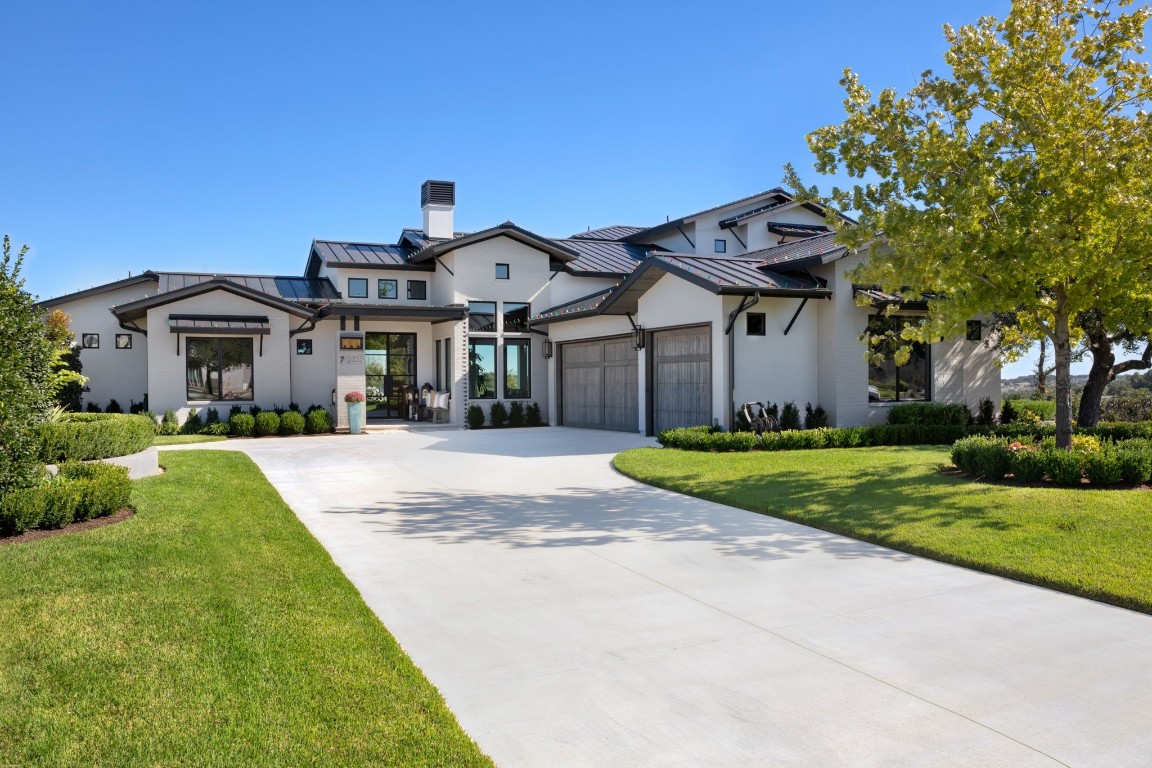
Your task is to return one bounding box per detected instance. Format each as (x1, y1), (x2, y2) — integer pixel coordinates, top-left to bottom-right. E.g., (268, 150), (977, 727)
(614, 446), (1152, 613)
(152, 434), (228, 445)
(0, 451), (491, 768)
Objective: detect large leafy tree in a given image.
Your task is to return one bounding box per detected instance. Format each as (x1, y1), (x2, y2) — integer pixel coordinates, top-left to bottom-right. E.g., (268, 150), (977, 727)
(791, 0), (1152, 447)
(0, 235), (54, 493)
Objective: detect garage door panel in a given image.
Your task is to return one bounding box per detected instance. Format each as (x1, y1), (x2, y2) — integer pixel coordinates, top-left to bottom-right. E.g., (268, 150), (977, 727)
(652, 327), (711, 433)
(560, 337), (638, 432)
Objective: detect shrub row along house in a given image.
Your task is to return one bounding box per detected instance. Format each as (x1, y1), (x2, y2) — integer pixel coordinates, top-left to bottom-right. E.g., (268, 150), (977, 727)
(40, 181), (999, 433)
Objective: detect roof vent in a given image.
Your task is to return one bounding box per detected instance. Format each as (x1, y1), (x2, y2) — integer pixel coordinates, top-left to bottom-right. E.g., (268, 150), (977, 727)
(421, 180), (455, 207)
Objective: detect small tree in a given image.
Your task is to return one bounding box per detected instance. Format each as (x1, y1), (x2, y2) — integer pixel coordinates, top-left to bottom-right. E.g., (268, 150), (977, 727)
(0, 236), (54, 493)
(43, 308), (86, 410)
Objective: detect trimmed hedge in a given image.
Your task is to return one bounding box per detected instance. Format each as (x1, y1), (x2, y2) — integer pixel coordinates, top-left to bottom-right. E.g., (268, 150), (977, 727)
(0, 461), (131, 536)
(229, 413), (255, 437)
(658, 424), (973, 452)
(1012, 399), (1057, 421)
(279, 410), (306, 435)
(886, 402), (972, 426)
(950, 435), (1152, 486)
(255, 411), (280, 437)
(304, 407), (333, 434)
(40, 413), (155, 463)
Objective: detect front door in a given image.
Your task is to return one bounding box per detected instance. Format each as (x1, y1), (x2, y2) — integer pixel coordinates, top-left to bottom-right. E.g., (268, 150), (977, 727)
(365, 333), (416, 419)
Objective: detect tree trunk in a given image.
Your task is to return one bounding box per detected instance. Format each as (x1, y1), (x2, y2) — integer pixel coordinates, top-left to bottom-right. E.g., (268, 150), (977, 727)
(1077, 325), (1114, 428)
(1052, 298), (1073, 450)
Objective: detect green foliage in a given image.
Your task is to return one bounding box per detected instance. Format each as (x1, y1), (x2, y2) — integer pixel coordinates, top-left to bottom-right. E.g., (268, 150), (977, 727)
(950, 436), (1013, 479)
(489, 402), (508, 428)
(999, 398), (1018, 425)
(508, 401), (525, 428)
(779, 402), (801, 431)
(1116, 441), (1152, 484)
(526, 402), (543, 427)
(804, 403), (828, 429)
(1010, 448), (1047, 482)
(794, 0), (1152, 448)
(55, 346), (83, 411)
(279, 410), (306, 436)
(976, 398), (996, 427)
(1100, 394), (1152, 423)
(198, 422), (231, 436)
(1084, 448), (1124, 486)
(1043, 449), (1085, 486)
(58, 461), (131, 521)
(85, 402), (101, 413)
(0, 462), (129, 535)
(158, 409), (180, 436)
(887, 402), (972, 426)
(204, 407), (220, 425)
(659, 423), (975, 452)
(0, 488), (43, 535)
(466, 404), (485, 430)
(304, 407), (333, 434)
(39, 413), (155, 462)
(1015, 400), (1057, 421)
(106, 399), (123, 414)
(181, 408), (202, 435)
(229, 413), (256, 437)
(254, 411), (280, 437)
(37, 481), (80, 529)
(0, 236), (54, 495)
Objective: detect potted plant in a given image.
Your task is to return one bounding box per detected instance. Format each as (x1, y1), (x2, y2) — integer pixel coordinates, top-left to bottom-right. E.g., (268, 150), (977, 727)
(344, 391), (366, 434)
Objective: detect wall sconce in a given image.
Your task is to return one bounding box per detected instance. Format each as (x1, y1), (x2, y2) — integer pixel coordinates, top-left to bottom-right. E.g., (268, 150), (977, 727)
(542, 339), (553, 359)
(633, 326), (645, 351)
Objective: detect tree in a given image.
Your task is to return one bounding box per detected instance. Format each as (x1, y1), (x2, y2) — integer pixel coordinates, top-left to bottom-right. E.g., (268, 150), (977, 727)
(43, 308), (85, 410)
(1034, 338), (1056, 398)
(0, 235), (54, 493)
(1076, 310), (1152, 425)
(791, 0), (1152, 448)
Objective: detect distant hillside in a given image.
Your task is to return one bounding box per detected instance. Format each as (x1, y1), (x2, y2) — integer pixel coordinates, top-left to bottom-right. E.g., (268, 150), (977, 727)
(1002, 373), (1090, 395)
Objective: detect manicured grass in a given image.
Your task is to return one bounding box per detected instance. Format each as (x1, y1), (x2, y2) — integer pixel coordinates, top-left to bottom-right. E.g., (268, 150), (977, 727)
(614, 446), (1152, 613)
(152, 434), (228, 445)
(0, 451), (492, 768)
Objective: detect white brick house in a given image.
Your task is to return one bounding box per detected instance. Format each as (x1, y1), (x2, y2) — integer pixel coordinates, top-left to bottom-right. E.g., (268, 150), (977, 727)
(40, 181), (1000, 432)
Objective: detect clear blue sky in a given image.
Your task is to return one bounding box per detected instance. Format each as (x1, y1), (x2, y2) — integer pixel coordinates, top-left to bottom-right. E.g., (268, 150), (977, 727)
(6, 0), (1074, 378)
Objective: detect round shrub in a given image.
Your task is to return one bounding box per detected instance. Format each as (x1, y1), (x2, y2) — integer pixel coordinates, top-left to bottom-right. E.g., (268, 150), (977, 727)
(40, 413), (155, 463)
(489, 402), (508, 428)
(279, 410), (306, 435)
(466, 404), (485, 430)
(0, 489), (44, 536)
(1010, 448), (1047, 482)
(1084, 448), (1124, 486)
(508, 401), (525, 427)
(305, 408), (333, 434)
(255, 411), (280, 437)
(229, 413), (255, 437)
(950, 436), (1011, 479)
(1042, 449), (1084, 486)
(1116, 445), (1152, 485)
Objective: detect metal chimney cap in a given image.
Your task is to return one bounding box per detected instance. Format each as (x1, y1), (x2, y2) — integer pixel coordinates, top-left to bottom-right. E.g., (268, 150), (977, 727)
(421, 180), (455, 207)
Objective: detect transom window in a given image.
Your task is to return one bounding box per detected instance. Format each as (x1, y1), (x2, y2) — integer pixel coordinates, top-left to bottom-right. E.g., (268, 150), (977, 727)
(348, 278), (368, 299)
(469, 302), (497, 332)
(186, 337), (254, 401)
(503, 302), (530, 332)
(378, 279), (397, 299)
(867, 316), (930, 402)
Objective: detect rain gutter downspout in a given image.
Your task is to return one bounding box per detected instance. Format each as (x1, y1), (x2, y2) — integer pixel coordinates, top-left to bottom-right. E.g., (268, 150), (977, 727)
(725, 292), (760, 430)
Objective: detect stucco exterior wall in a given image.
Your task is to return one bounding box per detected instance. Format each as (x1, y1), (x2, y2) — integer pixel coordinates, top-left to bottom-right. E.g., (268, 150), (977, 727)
(728, 294), (820, 421)
(290, 317), (339, 415)
(330, 267), (434, 306)
(145, 290), (294, 422)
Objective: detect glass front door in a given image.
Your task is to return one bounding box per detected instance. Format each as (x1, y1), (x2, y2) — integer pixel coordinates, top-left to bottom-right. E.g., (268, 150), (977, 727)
(365, 333), (416, 419)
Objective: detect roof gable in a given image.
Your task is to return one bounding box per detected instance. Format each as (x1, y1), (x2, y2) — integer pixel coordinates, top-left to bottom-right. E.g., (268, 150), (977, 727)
(112, 279), (317, 322)
(408, 222), (579, 264)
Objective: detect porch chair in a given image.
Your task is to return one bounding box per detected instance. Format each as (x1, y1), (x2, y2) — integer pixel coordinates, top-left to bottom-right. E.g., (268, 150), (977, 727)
(428, 391), (450, 424)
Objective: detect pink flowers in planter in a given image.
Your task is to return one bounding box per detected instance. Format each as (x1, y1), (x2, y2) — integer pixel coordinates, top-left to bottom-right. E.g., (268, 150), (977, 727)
(344, 391), (366, 404)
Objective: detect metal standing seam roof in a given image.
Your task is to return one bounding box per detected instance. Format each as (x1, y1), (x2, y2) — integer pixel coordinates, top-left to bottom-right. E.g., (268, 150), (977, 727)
(533, 288), (617, 321)
(556, 239), (661, 275)
(311, 241), (420, 268)
(744, 232), (848, 268)
(717, 198), (795, 228)
(154, 272), (340, 302)
(167, 314), (271, 334)
(649, 255), (825, 292)
(569, 225), (647, 241)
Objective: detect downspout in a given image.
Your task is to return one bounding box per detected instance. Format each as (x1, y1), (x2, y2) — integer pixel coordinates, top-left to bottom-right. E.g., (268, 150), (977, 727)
(117, 317), (147, 337)
(725, 292), (760, 429)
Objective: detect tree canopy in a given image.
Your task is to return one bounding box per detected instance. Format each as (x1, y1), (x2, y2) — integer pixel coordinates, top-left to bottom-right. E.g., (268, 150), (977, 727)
(789, 0), (1152, 446)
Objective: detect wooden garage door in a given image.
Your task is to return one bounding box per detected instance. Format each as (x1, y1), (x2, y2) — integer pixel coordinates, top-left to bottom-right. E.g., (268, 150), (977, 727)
(560, 337), (638, 431)
(652, 325), (712, 433)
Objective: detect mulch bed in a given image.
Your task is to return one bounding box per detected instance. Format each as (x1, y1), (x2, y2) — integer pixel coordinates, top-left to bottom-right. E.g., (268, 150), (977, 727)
(0, 508), (135, 545)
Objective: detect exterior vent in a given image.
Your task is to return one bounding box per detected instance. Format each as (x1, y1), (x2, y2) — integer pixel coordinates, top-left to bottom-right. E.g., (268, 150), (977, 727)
(421, 180), (455, 207)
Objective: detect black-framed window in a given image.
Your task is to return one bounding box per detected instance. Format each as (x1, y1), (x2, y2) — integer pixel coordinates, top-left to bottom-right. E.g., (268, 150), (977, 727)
(867, 316), (930, 403)
(82, 333), (99, 349)
(186, 337), (254, 401)
(746, 313), (766, 336)
(348, 278), (368, 298)
(378, 279), (397, 299)
(435, 339), (442, 390)
(469, 301), (497, 332)
(407, 280), (427, 300)
(296, 339), (313, 355)
(495, 263), (510, 280)
(714, 239), (727, 253)
(115, 333), (132, 350)
(444, 338), (452, 392)
(504, 339), (531, 399)
(503, 302), (530, 333)
(468, 339), (497, 399)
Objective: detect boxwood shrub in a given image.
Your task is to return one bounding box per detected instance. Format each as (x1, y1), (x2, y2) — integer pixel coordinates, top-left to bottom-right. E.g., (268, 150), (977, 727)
(57, 462), (132, 521)
(0, 462), (131, 536)
(40, 413), (155, 463)
(229, 413), (256, 437)
(255, 411), (280, 437)
(887, 402), (972, 426)
(304, 407), (333, 434)
(279, 410), (306, 435)
(1044, 449), (1085, 486)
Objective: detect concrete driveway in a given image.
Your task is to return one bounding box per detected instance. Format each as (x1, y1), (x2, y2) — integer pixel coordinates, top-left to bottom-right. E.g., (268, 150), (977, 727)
(187, 427), (1152, 767)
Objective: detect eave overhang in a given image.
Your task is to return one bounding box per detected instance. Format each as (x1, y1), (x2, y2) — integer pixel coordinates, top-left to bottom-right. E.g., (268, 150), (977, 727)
(111, 279), (317, 322)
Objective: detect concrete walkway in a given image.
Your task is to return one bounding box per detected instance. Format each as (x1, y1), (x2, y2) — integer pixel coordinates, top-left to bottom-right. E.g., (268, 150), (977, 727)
(178, 428), (1152, 767)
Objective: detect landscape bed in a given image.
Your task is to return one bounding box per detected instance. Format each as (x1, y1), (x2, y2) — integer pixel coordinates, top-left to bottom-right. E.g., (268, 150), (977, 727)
(614, 445), (1152, 614)
(0, 450), (491, 768)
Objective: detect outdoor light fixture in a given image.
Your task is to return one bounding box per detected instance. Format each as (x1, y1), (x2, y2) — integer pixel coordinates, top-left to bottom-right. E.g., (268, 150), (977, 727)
(633, 326), (645, 351)
(542, 339), (553, 359)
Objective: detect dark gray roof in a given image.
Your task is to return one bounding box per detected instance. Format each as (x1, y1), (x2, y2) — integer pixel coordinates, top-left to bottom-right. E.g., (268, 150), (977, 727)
(765, 221), (830, 238)
(717, 198), (794, 228)
(154, 272), (340, 302)
(112, 278), (319, 322)
(534, 288), (616, 322)
(646, 255), (826, 292)
(569, 225), (647, 241)
(556, 239), (660, 276)
(408, 222), (579, 264)
(745, 233), (847, 268)
(38, 273), (159, 308)
(312, 241), (421, 269)
(168, 314), (271, 334)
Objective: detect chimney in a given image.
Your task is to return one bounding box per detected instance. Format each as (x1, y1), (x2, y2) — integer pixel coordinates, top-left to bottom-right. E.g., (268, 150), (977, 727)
(421, 180), (455, 240)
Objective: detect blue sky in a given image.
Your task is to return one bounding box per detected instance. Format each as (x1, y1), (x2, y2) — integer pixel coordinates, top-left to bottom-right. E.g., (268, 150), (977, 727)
(5, 0), (1074, 378)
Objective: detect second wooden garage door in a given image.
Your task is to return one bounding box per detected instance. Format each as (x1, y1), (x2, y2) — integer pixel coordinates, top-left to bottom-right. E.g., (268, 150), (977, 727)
(651, 325), (712, 433)
(560, 336), (638, 431)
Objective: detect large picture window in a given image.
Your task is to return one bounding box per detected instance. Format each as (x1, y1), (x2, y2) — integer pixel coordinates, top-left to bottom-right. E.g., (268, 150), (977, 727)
(468, 339), (497, 399)
(504, 339), (530, 399)
(469, 302), (497, 332)
(503, 302), (530, 332)
(186, 337), (254, 401)
(866, 316), (929, 402)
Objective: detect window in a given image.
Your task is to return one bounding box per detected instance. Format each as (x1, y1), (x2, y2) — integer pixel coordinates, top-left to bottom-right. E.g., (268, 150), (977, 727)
(469, 301), (497, 332)
(407, 280), (427, 300)
(495, 263), (510, 280)
(444, 338), (452, 392)
(468, 339), (497, 399)
(714, 239), (727, 253)
(115, 333), (132, 350)
(378, 279), (397, 299)
(82, 333), (99, 349)
(186, 337), (253, 401)
(348, 278), (368, 298)
(966, 320), (983, 341)
(296, 339), (313, 355)
(746, 313), (766, 336)
(866, 316), (930, 402)
(503, 302), (530, 332)
(504, 339), (531, 399)
(435, 340), (442, 390)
